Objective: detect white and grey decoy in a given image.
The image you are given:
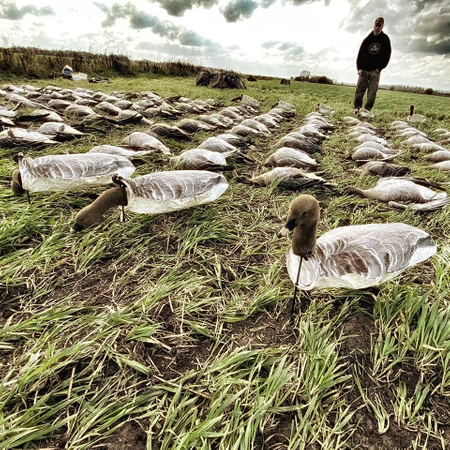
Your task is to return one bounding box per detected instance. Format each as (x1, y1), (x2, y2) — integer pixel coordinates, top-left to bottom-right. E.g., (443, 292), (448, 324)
(247, 167), (333, 190)
(353, 161), (410, 177)
(88, 145), (154, 158)
(264, 147), (318, 169)
(0, 127), (58, 147)
(408, 105), (426, 124)
(36, 122), (84, 139)
(278, 195), (436, 312)
(11, 152), (135, 196)
(121, 132), (171, 154)
(344, 177), (447, 205)
(424, 150), (450, 163)
(170, 149), (235, 171)
(73, 170), (229, 230)
(315, 103), (335, 115)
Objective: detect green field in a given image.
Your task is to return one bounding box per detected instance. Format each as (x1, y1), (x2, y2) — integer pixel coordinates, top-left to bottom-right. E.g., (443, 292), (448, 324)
(1, 76), (450, 449)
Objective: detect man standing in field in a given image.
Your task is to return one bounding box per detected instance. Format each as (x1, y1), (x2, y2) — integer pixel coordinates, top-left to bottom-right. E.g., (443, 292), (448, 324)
(354, 17), (391, 114)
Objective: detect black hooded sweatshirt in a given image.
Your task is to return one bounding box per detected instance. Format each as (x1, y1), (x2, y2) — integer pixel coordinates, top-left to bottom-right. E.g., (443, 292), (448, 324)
(356, 31), (392, 72)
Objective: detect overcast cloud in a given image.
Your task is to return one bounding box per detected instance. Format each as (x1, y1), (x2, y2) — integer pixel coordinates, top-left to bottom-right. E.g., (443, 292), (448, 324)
(0, 0), (449, 91)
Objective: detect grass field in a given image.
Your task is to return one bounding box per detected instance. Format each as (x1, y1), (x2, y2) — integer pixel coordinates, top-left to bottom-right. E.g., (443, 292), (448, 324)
(1, 76), (450, 449)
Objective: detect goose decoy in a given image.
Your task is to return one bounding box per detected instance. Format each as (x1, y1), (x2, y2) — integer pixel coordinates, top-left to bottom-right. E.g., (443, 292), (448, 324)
(149, 123), (193, 141)
(198, 136), (238, 153)
(73, 170), (229, 230)
(176, 118), (216, 133)
(0, 127), (58, 147)
(36, 122), (85, 140)
(264, 147), (318, 169)
(278, 194), (436, 312)
(170, 149), (235, 171)
(356, 108), (374, 119)
(246, 167), (334, 190)
(430, 161), (450, 171)
(408, 105), (426, 124)
(353, 161), (410, 177)
(315, 103), (335, 115)
(88, 145), (154, 158)
(239, 118), (271, 136)
(424, 150), (450, 163)
(121, 132), (171, 154)
(351, 147), (399, 162)
(11, 152), (135, 196)
(344, 177), (447, 205)
(275, 134), (322, 155)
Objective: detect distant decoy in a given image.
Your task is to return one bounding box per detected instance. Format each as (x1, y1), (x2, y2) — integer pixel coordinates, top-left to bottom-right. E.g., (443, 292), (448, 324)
(353, 161), (410, 177)
(424, 150), (450, 163)
(351, 147), (399, 162)
(176, 118), (216, 133)
(278, 194), (436, 313)
(121, 132), (171, 154)
(344, 177), (447, 205)
(275, 133), (322, 154)
(73, 170), (229, 230)
(356, 108), (374, 119)
(88, 145), (154, 158)
(148, 123), (193, 141)
(11, 152), (135, 196)
(430, 161), (450, 171)
(246, 167), (333, 190)
(36, 122), (84, 140)
(170, 148), (235, 171)
(0, 127), (58, 147)
(264, 147), (318, 169)
(408, 105), (426, 124)
(198, 136), (238, 153)
(315, 103), (335, 115)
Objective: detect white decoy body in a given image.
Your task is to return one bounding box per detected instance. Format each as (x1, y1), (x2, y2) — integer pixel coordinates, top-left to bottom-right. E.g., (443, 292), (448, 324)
(88, 144), (153, 158)
(121, 132), (171, 154)
(73, 170), (229, 230)
(0, 127), (58, 147)
(408, 105), (426, 124)
(264, 147), (318, 169)
(344, 177), (447, 204)
(424, 150), (450, 163)
(170, 149), (235, 171)
(36, 122), (84, 139)
(278, 194), (436, 291)
(11, 152), (135, 194)
(248, 167), (333, 190)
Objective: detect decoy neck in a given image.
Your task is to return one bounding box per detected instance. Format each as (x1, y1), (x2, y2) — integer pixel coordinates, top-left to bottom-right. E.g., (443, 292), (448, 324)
(343, 185), (375, 199)
(278, 194), (320, 259)
(409, 105), (414, 117)
(11, 169), (25, 195)
(73, 186), (127, 231)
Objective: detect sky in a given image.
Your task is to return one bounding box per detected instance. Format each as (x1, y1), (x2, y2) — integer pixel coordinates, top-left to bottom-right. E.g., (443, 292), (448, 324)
(0, 0), (449, 91)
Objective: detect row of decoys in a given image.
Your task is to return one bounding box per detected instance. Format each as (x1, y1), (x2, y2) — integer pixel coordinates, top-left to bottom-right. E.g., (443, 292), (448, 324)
(343, 112), (450, 212)
(0, 83), (234, 147)
(245, 107), (336, 190)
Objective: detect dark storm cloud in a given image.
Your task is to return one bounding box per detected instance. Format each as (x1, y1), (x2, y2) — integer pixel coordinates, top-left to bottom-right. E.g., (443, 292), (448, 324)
(153, 0), (218, 17)
(345, 0), (450, 55)
(94, 1), (219, 48)
(222, 0), (258, 22)
(220, 0), (327, 22)
(0, 2), (54, 20)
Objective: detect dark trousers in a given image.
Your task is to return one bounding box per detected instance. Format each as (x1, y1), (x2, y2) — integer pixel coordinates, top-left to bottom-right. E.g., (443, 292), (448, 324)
(354, 70), (380, 111)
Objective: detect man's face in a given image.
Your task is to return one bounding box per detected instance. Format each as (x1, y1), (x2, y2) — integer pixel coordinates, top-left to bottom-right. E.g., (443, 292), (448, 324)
(374, 21), (383, 35)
